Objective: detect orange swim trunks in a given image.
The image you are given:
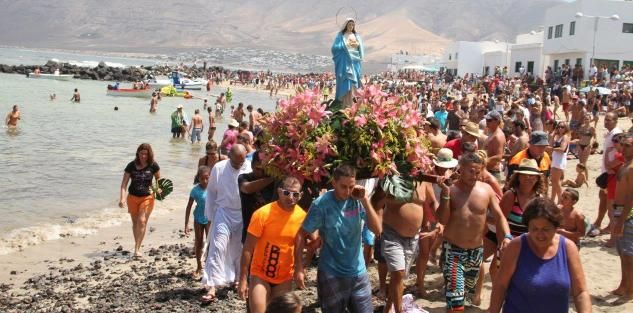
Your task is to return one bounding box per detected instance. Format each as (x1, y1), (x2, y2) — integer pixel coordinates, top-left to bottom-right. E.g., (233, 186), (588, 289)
(127, 194), (155, 215)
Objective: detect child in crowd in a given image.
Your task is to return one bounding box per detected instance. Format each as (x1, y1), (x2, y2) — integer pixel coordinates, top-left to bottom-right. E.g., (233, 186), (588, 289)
(562, 163), (589, 188)
(557, 188), (586, 246)
(265, 292), (302, 313)
(184, 166), (211, 279)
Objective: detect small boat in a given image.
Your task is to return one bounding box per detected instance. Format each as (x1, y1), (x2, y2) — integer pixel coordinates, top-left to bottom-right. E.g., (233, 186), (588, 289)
(147, 78), (172, 89)
(106, 85), (154, 98)
(27, 72), (74, 81)
(170, 71), (206, 90)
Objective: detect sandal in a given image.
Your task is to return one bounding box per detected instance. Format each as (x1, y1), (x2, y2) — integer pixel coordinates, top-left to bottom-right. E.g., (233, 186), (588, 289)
(200, 293), (216, 303)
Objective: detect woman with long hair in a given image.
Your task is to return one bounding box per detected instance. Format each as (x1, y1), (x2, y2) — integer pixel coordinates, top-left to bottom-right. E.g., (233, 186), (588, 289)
(119, 143), (161, 258)
(549, 121), (571, 203)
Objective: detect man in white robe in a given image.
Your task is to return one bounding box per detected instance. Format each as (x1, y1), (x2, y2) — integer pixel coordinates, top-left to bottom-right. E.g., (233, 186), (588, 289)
(201, 144), (251, 300)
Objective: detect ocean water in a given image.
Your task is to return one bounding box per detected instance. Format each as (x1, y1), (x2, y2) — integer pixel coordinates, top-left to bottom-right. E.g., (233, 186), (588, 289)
(0, 47), (158, 68)
(0, 72), (279, 255)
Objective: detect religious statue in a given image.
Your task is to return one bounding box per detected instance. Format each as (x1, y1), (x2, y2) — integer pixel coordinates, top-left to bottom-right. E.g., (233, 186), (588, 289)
(332, 18), (364, 108)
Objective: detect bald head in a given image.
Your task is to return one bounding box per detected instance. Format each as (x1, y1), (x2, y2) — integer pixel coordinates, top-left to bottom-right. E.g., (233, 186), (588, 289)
(229, 144), (247, 169)
(604, 112), (618, 131)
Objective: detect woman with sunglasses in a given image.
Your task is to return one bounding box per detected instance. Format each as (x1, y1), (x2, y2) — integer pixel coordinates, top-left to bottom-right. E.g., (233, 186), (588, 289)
(549, 121), (570, 203)
(196, 141), (227, 183)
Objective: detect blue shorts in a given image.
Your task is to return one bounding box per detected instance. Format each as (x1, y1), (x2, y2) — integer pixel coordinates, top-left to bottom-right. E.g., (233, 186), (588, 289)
(317, 271), (373, 313)
(191, 128), (202, 142)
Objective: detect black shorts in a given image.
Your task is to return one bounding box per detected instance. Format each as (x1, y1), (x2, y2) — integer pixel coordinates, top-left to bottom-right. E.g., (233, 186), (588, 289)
(373, 235), (386, 263)
(171, 127), (182, 134)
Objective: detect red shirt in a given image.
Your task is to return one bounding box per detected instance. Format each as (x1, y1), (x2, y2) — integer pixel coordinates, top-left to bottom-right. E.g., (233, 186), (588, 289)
(444, 139), (462, 159)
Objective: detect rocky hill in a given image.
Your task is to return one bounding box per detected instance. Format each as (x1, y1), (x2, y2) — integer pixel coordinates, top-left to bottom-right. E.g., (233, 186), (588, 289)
(0, 0), (562, 63)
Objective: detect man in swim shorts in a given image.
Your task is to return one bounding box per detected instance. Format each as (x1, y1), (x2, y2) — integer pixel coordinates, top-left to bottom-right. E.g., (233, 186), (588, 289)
(5, 105), (20, 129)
(437, 153), (512, 311)
(613, 132), (633, 299)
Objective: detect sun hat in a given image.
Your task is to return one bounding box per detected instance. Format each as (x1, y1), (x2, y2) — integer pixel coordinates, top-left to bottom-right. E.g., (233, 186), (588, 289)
(433, 148), (458, 169)
(461, 121), (481, 137)
(529, 131), (549, 146)
(177, 104), (184, 109)
(228, 118), (239, 128)
(514, 158), (542, 175)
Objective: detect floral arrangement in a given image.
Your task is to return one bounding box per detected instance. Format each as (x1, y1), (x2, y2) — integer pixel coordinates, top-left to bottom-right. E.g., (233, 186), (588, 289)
(259, 85), (433, 187)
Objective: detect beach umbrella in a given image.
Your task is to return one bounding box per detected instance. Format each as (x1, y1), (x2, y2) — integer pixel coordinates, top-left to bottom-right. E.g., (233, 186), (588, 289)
(579, 86), (611, 95)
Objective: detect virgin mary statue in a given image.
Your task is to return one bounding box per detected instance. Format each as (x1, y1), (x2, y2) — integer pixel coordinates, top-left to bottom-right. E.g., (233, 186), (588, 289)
(332, 18), (364, 107)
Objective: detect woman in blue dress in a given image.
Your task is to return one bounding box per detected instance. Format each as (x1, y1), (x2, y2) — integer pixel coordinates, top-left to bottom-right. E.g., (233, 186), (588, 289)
(332, 18), (364, 108)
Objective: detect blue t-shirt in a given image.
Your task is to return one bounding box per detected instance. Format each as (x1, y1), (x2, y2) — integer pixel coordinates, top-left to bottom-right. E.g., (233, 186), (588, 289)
(301, 190), (366, 277)
(190, 184), (208, 225)
(434, 110), (448, 132)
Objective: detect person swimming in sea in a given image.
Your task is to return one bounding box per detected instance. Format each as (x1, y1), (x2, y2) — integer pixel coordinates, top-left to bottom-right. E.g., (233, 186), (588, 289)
(5, 105), (20, 129)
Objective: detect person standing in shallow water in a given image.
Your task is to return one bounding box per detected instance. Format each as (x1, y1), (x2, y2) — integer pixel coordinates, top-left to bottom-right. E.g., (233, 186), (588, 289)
(70, 88), (80, 102)
(5, 105), (20, 129)
(118, 143), (161, 258)
(332, 18), (364, 108)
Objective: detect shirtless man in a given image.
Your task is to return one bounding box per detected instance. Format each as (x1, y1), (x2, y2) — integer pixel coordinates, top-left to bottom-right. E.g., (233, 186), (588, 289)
(5, 105), (20, 129)
(70, 88), (80, 103)
(425, 117), (447, 153)
(372, 180), (435, 313)
(484, 111), (506, 182)
(613, 132), (633, 300)
(437, 153), (512, 312)
(233, 102), (246, 123)
(149, 93), (158, 113)
(506, 120), (529, 159)
(247, 105), (262, 134)
(189, 109), (204, 144)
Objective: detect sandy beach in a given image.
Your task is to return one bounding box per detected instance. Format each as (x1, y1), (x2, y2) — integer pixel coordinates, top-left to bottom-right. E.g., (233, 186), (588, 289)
(0, 113), (632, 312)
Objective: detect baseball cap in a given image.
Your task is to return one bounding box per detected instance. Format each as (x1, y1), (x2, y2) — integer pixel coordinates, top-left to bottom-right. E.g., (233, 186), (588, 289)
(529, 131), (549, 146)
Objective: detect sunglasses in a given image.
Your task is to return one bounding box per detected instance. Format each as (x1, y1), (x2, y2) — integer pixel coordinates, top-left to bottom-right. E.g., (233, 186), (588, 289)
(281, 189), (302, 199)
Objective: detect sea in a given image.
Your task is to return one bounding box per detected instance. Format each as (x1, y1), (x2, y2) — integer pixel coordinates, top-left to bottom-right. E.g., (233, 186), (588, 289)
(0, 48), (280, 255)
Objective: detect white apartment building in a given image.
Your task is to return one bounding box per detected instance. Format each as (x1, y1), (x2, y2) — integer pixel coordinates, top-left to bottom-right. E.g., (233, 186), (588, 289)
(443, 41), (510, 77)
(542, 0), (633, 75)
(509, 31), (546, 77)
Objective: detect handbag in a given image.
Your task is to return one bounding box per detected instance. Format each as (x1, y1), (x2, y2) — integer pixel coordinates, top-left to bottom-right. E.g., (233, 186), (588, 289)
(595, 172), (608, 189)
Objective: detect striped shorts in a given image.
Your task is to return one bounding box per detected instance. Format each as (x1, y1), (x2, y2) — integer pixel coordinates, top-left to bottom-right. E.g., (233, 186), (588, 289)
(441, 241), (483, 311)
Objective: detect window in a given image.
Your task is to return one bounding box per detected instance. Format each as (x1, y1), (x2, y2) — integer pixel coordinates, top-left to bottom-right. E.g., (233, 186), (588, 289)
(548, 26), (553, 39)
(455, 52), (459, 60)
(449, 54), (452, 61)
(555, 24), (563, 38)
(554, 60), (559, 70)
(624, 23), (633, 33)
(576, 58), (582, 66)
(570, 21), (576, 35)
(515, 61), (522, 73)
(527, 61), (534, 74)
(565, 59), (570, 65)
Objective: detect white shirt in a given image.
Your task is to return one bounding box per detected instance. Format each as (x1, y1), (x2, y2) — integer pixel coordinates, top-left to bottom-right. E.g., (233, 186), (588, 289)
(602, 127), (622, 173)
(204, 159), (252, 220)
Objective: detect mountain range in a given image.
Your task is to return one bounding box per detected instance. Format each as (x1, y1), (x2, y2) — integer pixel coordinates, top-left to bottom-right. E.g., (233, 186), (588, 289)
(0, 0), (562, 64)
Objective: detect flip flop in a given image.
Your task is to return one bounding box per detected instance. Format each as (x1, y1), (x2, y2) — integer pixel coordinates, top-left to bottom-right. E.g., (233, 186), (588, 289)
(200, 293), (216, 303)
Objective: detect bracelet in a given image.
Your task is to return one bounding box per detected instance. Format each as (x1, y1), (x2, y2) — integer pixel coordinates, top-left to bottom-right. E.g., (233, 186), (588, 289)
(441, 195), (451, 200)
(504, 234), (514, 240)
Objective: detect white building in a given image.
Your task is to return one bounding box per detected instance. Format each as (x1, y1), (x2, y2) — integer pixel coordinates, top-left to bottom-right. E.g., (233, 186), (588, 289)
(509, 31), (546, 77)
(542, 0), (633, 75)
(443, 41), (510, 77)
(388, 53), (441, 71)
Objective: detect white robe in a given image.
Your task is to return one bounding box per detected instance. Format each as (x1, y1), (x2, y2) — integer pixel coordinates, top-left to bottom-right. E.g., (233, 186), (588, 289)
(202, 159), (251, 287)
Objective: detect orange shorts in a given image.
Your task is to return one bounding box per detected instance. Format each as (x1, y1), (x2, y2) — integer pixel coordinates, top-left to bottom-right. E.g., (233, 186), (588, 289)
(127, 194), (154, 215)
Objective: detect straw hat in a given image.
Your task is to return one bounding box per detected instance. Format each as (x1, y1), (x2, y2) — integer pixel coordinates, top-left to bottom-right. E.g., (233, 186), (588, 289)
(461, 121), (481, 137)
(514, 159), (541, 175)
(433, 148), (458, 169)
(228, 119), (239, 128)
(177, 104), (184, 109)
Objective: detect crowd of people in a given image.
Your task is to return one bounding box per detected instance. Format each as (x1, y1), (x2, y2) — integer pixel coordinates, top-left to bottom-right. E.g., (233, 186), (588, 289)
(112, 63), (633, 313)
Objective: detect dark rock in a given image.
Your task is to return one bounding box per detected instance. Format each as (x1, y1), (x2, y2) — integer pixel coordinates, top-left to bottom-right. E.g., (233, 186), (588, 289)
(9, 271), (16, 275)
(116, 245), (123, 251)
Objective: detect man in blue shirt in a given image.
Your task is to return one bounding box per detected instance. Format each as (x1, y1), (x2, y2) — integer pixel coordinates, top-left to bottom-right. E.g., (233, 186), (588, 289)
(294, 165), (381, 313)
(434, 103), (448, 133)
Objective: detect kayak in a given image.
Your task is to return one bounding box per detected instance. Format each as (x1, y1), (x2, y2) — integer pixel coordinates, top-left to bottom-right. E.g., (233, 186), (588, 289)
(27, 73), (74, 81)
(106, 88), (154, 98)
